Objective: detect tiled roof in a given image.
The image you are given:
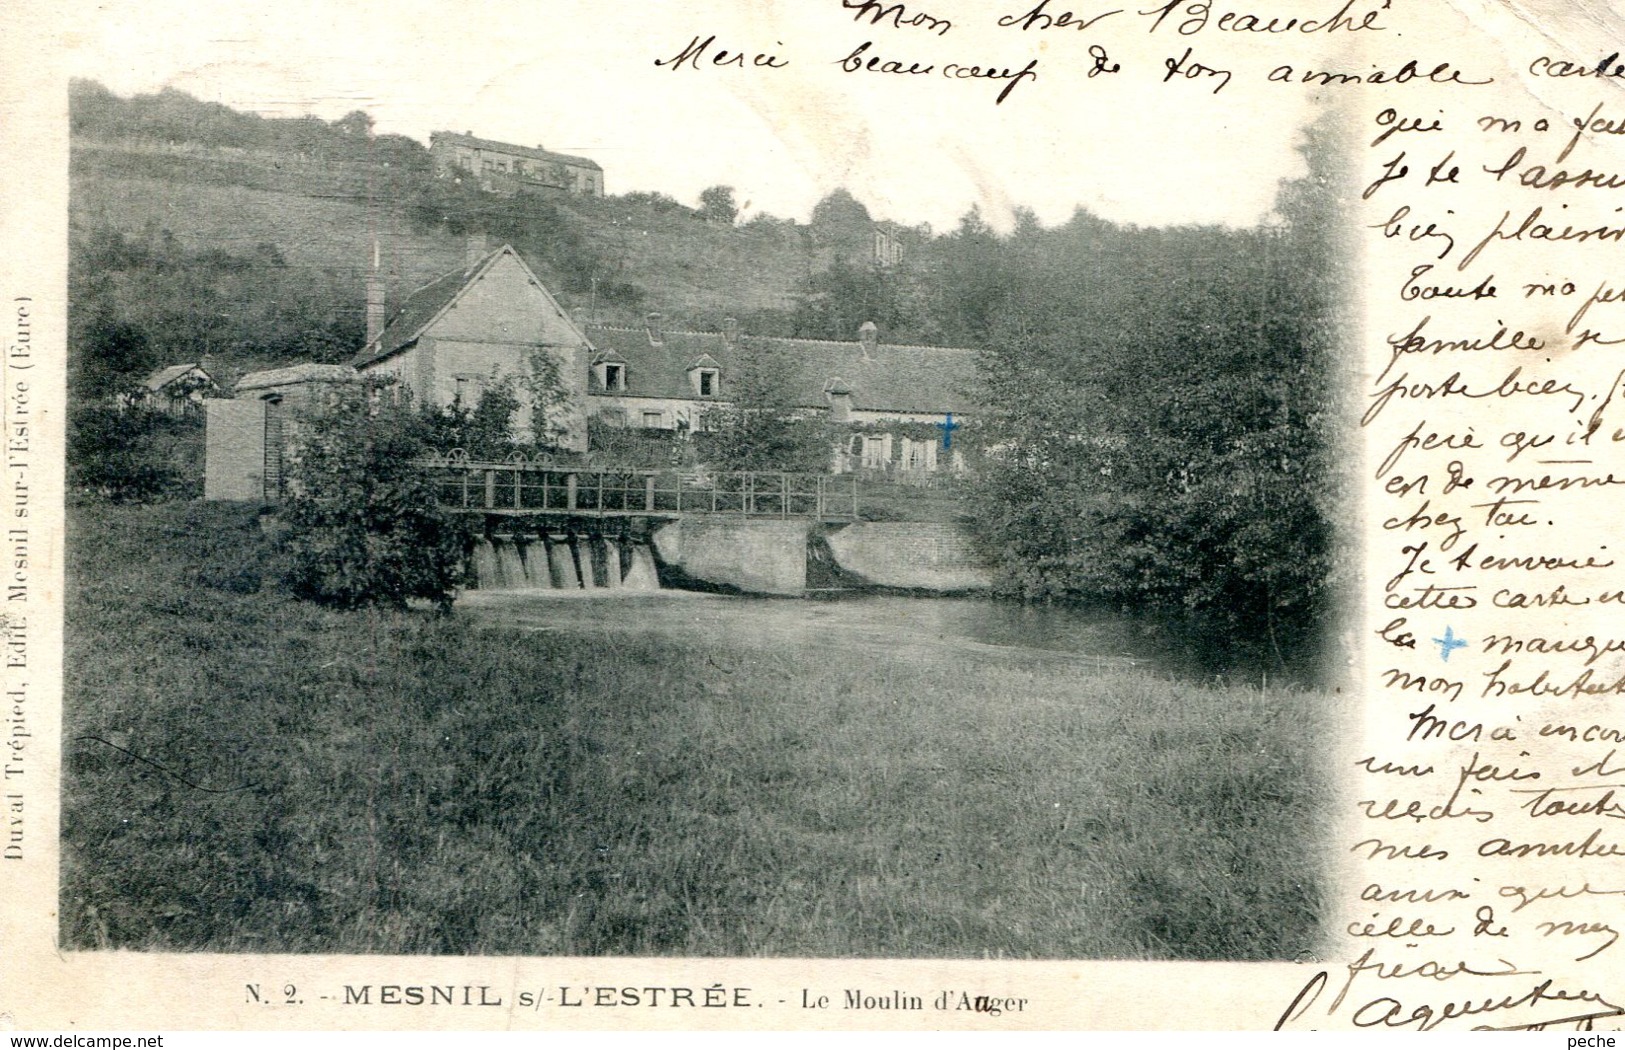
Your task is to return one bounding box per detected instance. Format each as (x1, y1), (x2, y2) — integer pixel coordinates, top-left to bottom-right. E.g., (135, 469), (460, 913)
(584, 326), (978, 415)
(350, 264), (471, 368)
(351, 244), (585, 370)
(354, 244), (596, 373)
(142, 363), (208, 392)
(430, 131), (602, 172)
(236, 363), (358, 393)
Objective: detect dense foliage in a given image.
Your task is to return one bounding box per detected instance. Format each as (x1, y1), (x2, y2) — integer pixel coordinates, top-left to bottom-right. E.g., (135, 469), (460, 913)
(280, 390), (467, 610)
(964, 133), (1350, 661)
(698, 339), (836, 474)
(417, 382), (523, 462)
(406, 180), (644, 307)
(70, 79), (428, 171)
(70, 228), (365, 393)
(66, 405), (203, 503)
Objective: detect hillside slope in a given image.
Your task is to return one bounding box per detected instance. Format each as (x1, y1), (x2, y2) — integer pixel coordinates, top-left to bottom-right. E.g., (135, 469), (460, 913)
(70, 137), (811, 338)
(67, 80), (952, 396)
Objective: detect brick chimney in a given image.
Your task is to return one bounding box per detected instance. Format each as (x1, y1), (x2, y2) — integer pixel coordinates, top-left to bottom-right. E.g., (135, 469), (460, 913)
(646, 312), (665, 347)
(365, 238), (386, 347)
(365, 275), (386, 347)
(465, 232), (488, 272)
(721, 316), (739, 347)
(858, 320), (878, 360)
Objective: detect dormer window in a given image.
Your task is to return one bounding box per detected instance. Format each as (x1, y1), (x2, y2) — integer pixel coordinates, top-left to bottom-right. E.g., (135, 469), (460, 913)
(824, 377), (853, 422)
(687, 353), (722, 397)
(592, 353), (628, 392)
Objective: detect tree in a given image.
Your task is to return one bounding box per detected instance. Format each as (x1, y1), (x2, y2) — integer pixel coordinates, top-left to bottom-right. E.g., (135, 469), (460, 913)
(699, 340), (833, 473)
(280, 388), (467, 611)
(964, 165), (1345, 666)
(520, 349), (576, 451)
(71, 315), (156, 401)
(808, 188), (874, 260)
(698, 185), (739, 224)
(334, 109), (374, 138)
(421, 380), (523, 461)
(931, 204), (1011, 345)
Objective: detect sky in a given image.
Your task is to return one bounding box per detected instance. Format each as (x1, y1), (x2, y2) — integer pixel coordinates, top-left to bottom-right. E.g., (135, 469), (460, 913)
(47, 0), (1385, 232)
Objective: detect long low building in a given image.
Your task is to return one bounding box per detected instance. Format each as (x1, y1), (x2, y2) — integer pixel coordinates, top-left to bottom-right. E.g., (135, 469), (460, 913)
(430, 131), (603, 197)
(580, 317), (976, 473)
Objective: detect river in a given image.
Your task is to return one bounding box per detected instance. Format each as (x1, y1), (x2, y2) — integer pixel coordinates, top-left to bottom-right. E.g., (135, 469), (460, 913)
(459, 590), (1265, 682)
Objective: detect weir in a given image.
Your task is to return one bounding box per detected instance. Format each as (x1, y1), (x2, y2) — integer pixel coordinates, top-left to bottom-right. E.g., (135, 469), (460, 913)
(413, 456), (860, 522)
(546, 535), (575, 588)
(447, 460), (990, 596)
(473, 533), (661, 592)
(578, 539), (599, 591)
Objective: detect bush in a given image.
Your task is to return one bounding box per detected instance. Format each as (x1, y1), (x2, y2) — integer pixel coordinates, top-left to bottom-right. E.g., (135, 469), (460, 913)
(693, 339), (836, 474)
(280, 391), (468, 610)
(67, 404), (201, 503)
(587, 417), (692, 468)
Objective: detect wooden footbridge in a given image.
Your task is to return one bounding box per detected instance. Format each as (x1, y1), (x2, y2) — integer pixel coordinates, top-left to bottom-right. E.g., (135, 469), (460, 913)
(412, 452), (860, 522)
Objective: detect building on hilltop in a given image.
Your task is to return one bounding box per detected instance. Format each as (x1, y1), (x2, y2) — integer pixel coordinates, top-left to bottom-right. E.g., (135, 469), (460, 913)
(430, 131), (603, 197)
(872, 221), (907, 268)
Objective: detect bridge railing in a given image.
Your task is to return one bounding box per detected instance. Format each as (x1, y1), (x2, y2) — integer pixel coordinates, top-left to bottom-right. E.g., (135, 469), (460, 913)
(410, 455), (860, 521)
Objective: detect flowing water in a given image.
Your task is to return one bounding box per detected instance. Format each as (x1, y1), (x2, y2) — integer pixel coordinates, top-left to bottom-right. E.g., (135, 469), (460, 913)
(460, 589), (1234, 680)
(475, 535), (661, 592)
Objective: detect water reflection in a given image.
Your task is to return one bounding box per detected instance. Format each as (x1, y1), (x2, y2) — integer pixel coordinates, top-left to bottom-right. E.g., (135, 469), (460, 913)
(459, 591), (1287, 684)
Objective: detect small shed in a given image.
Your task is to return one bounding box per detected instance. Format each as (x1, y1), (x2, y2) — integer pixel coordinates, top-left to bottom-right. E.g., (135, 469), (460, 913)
(203, 364), (359, 503)
(133, 363), (215, 416)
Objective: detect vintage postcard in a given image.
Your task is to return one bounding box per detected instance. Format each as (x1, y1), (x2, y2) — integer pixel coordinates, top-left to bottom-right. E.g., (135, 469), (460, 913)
(3, 0), (1625, 1033)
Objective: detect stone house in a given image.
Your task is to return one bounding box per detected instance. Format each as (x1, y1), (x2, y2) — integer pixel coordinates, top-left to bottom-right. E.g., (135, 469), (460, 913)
(349, 244), (972, 471)
(430, 131), (604, 197)
(351, 243), (591, 452)
(204, 246), (974, 501)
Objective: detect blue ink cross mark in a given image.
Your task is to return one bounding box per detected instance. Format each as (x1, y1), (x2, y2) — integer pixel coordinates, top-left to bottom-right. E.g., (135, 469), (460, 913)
(1432, 625), (1468, 662)
(940, 412), (961, 449)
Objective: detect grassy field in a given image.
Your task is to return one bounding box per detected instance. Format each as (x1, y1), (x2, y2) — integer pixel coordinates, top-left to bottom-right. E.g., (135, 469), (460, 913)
(61, 500), (1336, 959)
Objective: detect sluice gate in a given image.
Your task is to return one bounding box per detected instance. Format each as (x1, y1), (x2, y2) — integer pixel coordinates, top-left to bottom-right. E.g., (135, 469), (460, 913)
(471, 533), (662, 592)
(420, 455), (862, 595)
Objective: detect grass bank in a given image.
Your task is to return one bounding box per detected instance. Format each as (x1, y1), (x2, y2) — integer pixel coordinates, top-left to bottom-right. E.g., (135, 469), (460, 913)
(62, 500), (1335, 958)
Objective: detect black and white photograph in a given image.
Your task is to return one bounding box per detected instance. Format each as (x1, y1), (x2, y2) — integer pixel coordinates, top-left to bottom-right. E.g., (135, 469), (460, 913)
(48, 0), (1360, 970)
